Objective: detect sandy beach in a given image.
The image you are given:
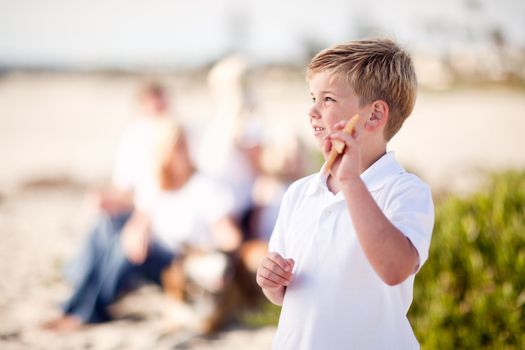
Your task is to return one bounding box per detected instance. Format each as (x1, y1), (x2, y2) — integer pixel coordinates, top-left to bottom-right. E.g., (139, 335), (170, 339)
(1, 72), (524, 349)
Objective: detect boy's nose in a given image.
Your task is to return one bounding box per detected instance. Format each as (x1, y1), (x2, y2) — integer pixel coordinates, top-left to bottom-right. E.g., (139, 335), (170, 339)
(308, 105), (321, 119)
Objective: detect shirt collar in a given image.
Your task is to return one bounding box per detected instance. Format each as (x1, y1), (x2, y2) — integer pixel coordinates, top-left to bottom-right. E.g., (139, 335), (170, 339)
(360, 151), (405, 191)
(305, 163), (329, 196)
(306, 151), (405, 196)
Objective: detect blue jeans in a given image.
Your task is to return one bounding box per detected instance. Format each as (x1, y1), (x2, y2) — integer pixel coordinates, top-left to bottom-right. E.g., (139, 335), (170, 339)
(62, 212), (174, 323)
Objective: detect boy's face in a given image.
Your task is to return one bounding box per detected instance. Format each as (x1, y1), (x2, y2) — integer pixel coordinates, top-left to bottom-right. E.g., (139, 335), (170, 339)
(308, 71), (367, 156)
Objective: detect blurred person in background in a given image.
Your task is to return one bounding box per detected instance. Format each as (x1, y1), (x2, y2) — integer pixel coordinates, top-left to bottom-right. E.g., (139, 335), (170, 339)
(195, 57), (314, 307)
(193, 57), (266, 306)
(64, 81), (175, 288)
(44, 122), (242, 331)
(99, 81), (173, 217)
(196, 55), (260, 236)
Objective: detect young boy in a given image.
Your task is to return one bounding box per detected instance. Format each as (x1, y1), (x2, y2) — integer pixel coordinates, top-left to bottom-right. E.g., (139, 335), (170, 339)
(256, 39), (434, 349)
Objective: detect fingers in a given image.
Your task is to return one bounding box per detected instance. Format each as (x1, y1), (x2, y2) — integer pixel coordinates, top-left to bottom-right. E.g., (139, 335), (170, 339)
(256, 252), (295, 290)
(256, 266), (292, 289)
(268, 252), (294, 273)
(334, 119), (348, 130)
(334, 118), (360, 133)
(325, 120), (361, 151)
(328, 123), (361, 149)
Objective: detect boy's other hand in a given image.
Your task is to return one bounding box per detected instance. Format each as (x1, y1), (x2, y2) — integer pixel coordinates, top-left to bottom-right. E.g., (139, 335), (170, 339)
(256, 252), (294, 290)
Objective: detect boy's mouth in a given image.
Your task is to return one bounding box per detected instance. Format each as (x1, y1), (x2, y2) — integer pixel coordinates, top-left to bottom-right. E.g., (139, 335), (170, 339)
(312, 125), (325, 135)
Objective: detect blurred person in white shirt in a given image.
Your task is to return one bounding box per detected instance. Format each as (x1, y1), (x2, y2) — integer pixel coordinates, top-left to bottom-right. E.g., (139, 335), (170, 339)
(45, 122), (241, 331)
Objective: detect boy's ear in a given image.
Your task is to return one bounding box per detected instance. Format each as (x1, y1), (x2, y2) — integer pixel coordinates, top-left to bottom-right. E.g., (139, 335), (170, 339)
(364, 100), (389, 131)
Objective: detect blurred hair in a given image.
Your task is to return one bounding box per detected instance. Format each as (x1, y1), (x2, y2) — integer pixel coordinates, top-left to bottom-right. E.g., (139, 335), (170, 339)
(307, 38), (417, 141)
(139, 80), (167, 100)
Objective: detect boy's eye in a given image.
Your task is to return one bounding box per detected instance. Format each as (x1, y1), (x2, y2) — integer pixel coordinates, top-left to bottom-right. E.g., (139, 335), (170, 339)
(311, 97), (316, 103)
(324, 96), (335, 102)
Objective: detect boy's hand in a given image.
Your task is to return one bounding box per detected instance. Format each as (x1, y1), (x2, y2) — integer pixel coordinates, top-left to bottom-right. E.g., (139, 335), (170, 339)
(256, 252), (295, 290)
(324, 120), (363, 184)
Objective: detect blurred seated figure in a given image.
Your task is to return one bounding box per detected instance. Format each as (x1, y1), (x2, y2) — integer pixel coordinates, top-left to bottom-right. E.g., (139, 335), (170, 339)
(97, 81), (173, 216)
(45, 122), (242, 332)
(64, 81), (174, 288)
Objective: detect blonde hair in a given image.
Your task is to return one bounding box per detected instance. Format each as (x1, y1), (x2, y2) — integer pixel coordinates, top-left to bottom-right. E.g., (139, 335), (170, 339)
(307, 38), (417, 141)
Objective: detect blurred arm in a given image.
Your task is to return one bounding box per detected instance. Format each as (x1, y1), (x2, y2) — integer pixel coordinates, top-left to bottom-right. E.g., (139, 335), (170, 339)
(93, 186), (134, 215)
(211, 217), (242, 253)
(121, 210), (151, 264)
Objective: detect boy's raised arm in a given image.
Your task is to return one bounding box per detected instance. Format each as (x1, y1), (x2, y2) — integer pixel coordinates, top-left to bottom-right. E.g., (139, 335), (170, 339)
(341, 178), (419, 285)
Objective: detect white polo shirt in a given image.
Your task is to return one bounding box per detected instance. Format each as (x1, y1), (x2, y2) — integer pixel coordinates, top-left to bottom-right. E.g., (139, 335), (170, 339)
(269, 151), (434, 350)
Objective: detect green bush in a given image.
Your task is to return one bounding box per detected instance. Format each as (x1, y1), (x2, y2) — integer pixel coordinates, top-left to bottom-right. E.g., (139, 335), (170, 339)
(410, 171), (525, 349)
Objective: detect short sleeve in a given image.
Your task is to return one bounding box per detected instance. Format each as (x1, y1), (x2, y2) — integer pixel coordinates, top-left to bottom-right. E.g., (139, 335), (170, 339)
(268, 186), (292, 256)
(384, 176), (434, 271)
